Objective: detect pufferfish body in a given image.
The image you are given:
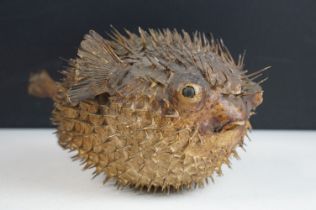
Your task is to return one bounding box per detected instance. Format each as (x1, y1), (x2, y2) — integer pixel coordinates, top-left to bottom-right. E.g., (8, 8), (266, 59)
(29, 28), (266, 192)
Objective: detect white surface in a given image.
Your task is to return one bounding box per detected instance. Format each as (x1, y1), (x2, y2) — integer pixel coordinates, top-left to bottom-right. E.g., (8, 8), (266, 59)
(0, 129), (315, 210)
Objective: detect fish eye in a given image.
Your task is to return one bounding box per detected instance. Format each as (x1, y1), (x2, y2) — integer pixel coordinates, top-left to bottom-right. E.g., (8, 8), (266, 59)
(177, 83), (203, 104)
(182, 86), (196, 98)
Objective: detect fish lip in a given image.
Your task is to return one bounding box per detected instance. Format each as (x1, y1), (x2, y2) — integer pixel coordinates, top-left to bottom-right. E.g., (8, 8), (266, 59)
(230, 120), (246, 126)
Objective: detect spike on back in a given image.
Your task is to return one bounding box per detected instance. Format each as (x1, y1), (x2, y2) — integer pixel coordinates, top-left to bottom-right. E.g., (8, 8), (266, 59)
(65, 28), (254, 104)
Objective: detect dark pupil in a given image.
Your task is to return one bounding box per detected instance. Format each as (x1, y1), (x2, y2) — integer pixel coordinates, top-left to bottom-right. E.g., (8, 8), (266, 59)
(182, 86), (195, 98)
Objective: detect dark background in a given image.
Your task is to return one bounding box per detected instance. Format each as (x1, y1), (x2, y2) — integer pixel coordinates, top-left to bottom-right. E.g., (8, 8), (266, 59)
(0, 0), (315, 129)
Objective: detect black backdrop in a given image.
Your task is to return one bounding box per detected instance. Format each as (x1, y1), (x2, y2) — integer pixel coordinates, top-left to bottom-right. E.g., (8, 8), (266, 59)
(0, 0), (315, 129)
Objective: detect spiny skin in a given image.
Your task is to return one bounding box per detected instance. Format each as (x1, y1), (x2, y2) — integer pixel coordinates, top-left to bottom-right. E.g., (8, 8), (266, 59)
(29, 28), (265, 192)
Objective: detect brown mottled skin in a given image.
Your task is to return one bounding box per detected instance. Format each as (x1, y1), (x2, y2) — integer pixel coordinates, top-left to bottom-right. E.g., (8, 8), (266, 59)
(28, 28), (266, 192)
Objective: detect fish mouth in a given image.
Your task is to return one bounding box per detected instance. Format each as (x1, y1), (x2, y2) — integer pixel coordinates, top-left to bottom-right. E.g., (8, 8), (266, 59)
(214, 120), (246, 133)
(198, 119), (247, 135)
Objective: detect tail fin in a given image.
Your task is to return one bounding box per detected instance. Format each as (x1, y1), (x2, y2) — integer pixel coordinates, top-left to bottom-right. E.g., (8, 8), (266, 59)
(28, 70), (58, 99)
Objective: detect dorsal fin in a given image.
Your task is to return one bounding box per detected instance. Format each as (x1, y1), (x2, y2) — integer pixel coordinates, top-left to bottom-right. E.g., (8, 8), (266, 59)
(67, 30), (124, 104)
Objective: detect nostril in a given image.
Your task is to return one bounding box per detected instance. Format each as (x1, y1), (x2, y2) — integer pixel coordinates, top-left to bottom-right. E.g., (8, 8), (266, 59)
(251, 92), (263, 108)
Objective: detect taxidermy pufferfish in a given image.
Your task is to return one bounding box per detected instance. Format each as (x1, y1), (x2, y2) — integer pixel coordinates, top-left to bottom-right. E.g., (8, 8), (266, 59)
(28, 28), (267, 192)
